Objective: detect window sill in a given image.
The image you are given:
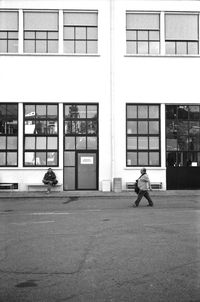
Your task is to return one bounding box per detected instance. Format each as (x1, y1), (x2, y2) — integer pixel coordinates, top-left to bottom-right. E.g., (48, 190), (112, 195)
(124, 167), (166, 170)
(125, 54), (200, 58)
(0, 53), (100, 57)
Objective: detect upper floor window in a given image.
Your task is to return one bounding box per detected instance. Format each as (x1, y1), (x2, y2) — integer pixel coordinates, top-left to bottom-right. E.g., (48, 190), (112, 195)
(24, 11), (59, 53)
(24, 104), (58, 167)
(126, 13), (160, 55)
(0, 104), (18, 166)
(0, 11), (18, 53)
(126, 104), (160, 167)
(63, 11), (98, 54)
(165, 14), (199, 55)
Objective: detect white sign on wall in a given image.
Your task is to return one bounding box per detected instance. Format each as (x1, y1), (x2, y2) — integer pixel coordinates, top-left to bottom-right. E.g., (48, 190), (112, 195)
(81, 157), (94, 165)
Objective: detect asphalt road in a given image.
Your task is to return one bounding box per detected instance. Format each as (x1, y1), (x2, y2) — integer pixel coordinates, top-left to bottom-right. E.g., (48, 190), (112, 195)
(0, 195), (200, 302)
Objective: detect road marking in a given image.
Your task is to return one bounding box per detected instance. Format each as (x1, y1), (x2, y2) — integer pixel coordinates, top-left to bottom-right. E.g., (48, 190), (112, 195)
(29, 210), (102, 215)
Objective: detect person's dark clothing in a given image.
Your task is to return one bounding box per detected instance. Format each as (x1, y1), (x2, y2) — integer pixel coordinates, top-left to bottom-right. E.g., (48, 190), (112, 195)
(43, 171), (58, 185)
(135, 190), (153, 207)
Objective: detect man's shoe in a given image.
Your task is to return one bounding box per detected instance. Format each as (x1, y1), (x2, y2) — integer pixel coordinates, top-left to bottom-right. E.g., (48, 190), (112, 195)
(147, 203), (153, 207)
(134, 202), (139, 207)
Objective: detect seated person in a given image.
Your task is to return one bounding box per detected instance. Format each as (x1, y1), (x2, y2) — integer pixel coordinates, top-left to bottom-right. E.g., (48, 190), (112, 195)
(42, 168), (58, 193)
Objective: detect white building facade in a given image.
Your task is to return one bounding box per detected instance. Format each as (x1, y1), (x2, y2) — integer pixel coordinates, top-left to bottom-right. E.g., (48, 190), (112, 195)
(0, 0), (200, 191)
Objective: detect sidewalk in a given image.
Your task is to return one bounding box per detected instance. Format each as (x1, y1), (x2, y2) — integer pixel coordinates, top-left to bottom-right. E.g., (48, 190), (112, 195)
(0, 189), (200, 199)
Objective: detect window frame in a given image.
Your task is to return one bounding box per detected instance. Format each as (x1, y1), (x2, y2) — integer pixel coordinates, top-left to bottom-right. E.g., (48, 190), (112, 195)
(23, 103), (59, 167)
(0, 103), (18, 167)
(126, 104), (161, 167)
(0, 11), (19, 53)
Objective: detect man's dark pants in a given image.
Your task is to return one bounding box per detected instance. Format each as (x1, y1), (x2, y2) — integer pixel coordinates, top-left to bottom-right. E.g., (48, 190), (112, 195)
(135, 190), (153, 206)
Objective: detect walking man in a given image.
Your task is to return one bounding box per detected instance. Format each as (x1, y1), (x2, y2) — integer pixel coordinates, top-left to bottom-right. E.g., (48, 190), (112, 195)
(134, 168), (154, 207)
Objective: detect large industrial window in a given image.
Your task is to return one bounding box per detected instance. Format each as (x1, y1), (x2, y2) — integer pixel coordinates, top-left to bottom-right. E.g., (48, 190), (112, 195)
(165, 14), (199, 55)
(126, 104), (160, 166)
(166, 105), (200, 166)
(24, 104), (58, 166)
(23, 11), (59, 53)
(63, 11), (98, 54)
(126, 13), (160, 55)
(0, 11), (18, 53)
(0, 104), (18, 166)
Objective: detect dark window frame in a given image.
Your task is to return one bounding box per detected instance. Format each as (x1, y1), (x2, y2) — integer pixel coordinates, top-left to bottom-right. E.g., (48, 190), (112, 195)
(126, 104), (161, 167)
(0, 103), (18, 167)
(23, 103), (59, 167)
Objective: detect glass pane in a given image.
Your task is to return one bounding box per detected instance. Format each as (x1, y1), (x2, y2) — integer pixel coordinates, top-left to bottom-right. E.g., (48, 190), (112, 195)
(127, 152), (137, 166)
(87, 137), (97, 149)
(7, 104), (18, 119)
(138, 31), (148, 40)
(47, 105), (57, 118)
(65, 137), (75, 150)
(36, 32), (47, 39)
(0, 137), (6, 149)
(24, 40), (35, 53)
(36, 152), (46, 165)
(167, 152), (177, 167)
(189, 121), (200, 136)
(188, 137), (200, 151)
(177, 121), (188, 136)
(25, 121), (35, 134)
(25, 137), (35, 149)
(126, 41), (137, 54)
(149, 137), (159, 149)
(47, 137), (57, 149)
(167, 138), (177, 151)
(36, 40), (47, 53)
(75, 27), (86, 39)
(8, 40), (18, 53)
(149, 121), (159, 134)
(126, 13), (160, 30)
(35, 120), (46, 134)
(138, 106), (148, 118)
(0, 32), (7, 38)
(138, 121), (148, 134)
(0, 12), (18, 30)
(177, 136), (188, 151)
(65, 121), (72, 134)
(138, 152), (148, 166)
(48, 31), (58, 39)
(76, 121), (86, 134)
(127, 121), (137, 134)
(76, 137), (86, 149)
(166, 105), (177, 119)
(63, 40), (74, 53)
(149, 42), (159, 54)
(48, 40), (58, 53)
(25, 152), (35, 165)
(177, 42), (187, 54)
(47, 152), (57, 166)
(36, 137), (46, 149)
(87, 121), (97, 135)
(7, 152), (17, 166)
(0, 40), (7, 52)
(25, 105), (35, 118)
(25, 31), (35, 39)
(71, 121), (76, 134)
(0, 152), (6, 165)
(64, 151), (75, 166)
(64, 167), (75, 190)
(65, 105), (85, 118)
(87, 27), (98, 40)
(149, 152), (159, 165)
(165, 14), (198, 41)
(75, 40), (86, 53)
(64, 27), (74, 39)
(127, 105), (137, 118)
(189, 106), (200, 120)
(127, 137), (137, 149)
(138, 41), (148, 54)
(126, 30), (137, 40)
(24, 12), (58, 31)
(87, 105), (97, 118)
(64, 12), (97, 26)
(47, 121), (57, 134)
(7, 136), (17, 149)
(149, 105), (159, 118)
(165, 42), (175, 55)
(149, 31), (159, 40)
(178, 106), (189, 119)
(188, 42), (198, 55)
(87, 41), (98, 53)
(138, 137), (148, 149)
(77, 106), (86, 118)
